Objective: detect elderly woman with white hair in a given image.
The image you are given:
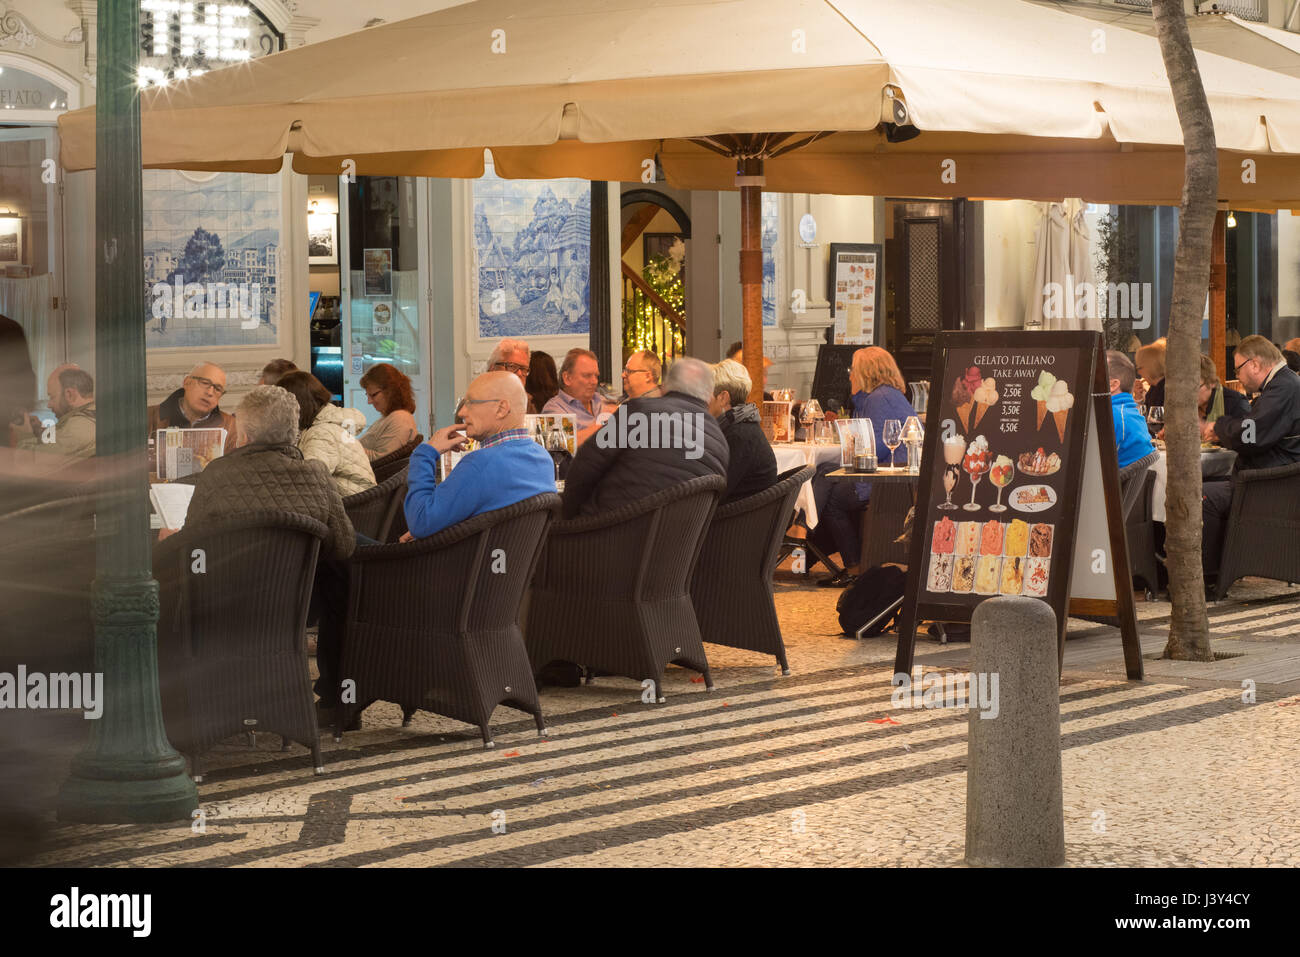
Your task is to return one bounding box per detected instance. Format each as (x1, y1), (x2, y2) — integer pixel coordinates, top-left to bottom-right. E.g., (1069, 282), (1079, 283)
(709, 359), (777, 504)
(163, 385), (356, 560)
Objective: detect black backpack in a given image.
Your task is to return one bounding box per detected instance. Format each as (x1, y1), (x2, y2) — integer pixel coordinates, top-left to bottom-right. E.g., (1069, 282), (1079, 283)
(836, 565), (906, 636)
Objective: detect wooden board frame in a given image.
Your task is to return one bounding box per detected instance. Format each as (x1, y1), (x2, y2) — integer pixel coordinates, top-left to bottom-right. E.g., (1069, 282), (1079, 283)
(893, 330), (1142, 681)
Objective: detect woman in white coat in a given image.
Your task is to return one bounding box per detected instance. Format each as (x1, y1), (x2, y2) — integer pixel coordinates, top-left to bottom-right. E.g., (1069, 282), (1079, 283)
(277, 371), (376, 497)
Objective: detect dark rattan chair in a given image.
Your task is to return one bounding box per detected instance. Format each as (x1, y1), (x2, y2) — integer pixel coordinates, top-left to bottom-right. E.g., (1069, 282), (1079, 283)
(335, 492), (561, 747)
(525, 474), (727, 701)
(153, 510), (328, 781)
(691, 466), (813, 675)
(1214, 461), (1300, 600)
(343, 465), (408, 542)
(371, 434), (423, 483)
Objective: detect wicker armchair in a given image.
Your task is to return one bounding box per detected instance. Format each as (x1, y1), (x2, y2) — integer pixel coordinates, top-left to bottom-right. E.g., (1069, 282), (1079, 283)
(691, 466), (812, 674)
(343, 465), (408, 542)
(0, 494), (98, 674)
(1214, 461), (1300, 600)
(371, 434), (423, 483)
(153, 510), (328, 781)
(525, 474), (726, 701)
(1124, 468), (1160, 600)
(335, 492), (561, 747)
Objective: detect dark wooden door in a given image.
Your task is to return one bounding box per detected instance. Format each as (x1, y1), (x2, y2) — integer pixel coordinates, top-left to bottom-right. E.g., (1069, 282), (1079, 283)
(885, 199), (971, 384)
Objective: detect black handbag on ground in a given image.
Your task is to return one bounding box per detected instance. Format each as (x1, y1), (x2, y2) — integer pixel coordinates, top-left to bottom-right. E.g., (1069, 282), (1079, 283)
(836, 565), (906, 636)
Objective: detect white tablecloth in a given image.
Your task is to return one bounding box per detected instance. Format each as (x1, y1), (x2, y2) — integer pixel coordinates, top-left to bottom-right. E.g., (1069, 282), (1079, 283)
(772, 442), (841, 529)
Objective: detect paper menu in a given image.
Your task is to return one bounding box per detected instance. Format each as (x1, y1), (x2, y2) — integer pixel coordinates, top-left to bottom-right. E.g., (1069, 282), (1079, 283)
(150, 483), (195, 530)
(156, 427), (227, 480)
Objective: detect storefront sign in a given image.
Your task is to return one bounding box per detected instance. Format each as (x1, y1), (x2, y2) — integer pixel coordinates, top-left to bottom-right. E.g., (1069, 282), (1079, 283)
(894, 330), (1141, 679)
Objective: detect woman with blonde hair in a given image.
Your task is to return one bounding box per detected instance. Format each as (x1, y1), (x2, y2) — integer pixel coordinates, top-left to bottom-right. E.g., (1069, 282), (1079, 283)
(810, 347), (916, 588)
(1134, 340), (1166, 408)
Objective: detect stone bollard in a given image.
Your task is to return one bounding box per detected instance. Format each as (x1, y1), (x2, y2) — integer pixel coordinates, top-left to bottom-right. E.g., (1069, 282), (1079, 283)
(964, 596), (1064, 867)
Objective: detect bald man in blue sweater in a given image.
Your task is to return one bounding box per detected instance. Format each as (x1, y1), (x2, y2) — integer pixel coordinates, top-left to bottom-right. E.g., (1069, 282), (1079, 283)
(403, 371), (555, 539)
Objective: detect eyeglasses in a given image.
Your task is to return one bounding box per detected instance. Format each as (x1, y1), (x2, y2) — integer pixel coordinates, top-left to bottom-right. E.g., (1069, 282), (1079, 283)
(455, 396), (500, 413)
(492, 361), (529, 375)
(622, 366), (652, 378)
(1233, 356), (1256, 374)
(188, 375), (225, 396)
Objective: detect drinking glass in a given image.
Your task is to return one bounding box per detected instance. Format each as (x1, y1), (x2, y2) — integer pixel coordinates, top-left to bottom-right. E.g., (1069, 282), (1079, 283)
(815, 421), (835, 446)
(883, 419), (902, 469)
(1147, 406), (1165, 428)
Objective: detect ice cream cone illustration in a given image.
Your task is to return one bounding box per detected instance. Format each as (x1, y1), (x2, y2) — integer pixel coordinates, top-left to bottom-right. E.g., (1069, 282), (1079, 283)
(1053, 409), (1068, 442)
(1045, 380), (1074, 443)
(972, 378), (998, 428)
(952, 366), (982, 433)
(1030, 371), (1056, 432)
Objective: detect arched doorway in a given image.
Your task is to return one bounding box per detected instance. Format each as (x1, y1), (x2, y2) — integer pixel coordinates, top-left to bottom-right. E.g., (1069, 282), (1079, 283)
(620, 190), (691, 366)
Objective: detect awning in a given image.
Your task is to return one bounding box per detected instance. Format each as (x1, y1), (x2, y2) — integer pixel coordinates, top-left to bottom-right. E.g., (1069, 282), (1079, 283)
(57, 0), (1300, 208)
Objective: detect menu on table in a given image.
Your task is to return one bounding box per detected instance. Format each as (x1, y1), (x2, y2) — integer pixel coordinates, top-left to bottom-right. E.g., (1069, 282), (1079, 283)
(913, 338), (1093, 615)
(761, 401), (794, 443)
(156, 427), (227, 480)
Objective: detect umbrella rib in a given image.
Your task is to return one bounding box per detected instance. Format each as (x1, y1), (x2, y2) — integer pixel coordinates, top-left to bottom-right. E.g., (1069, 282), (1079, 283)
(768, 131), (836, 158)
(689, 137), (739, 158)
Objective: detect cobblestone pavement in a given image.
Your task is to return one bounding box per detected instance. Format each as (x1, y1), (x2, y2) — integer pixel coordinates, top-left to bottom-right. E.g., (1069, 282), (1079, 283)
(20, 576), (1300, 868)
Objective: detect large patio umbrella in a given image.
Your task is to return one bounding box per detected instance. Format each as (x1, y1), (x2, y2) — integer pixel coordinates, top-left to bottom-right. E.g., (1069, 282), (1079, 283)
(58, 0), (1300, 400)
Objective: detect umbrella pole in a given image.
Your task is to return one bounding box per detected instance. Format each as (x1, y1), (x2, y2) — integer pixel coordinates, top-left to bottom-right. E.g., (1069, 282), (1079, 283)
(1210, 210), (1227, 381)
(56, 0), (197, 823)
(738, 158), (765, 403)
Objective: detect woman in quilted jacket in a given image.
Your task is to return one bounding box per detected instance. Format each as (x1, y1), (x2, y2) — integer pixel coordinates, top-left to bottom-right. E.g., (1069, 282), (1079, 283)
(277, 371), (376, 497)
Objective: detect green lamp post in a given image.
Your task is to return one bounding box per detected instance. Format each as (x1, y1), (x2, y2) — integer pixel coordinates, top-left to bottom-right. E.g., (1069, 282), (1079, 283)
(56, 0), (198, 823)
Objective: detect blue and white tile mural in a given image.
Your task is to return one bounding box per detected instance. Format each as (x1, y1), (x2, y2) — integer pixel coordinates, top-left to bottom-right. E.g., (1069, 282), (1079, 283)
(762, 193), (779, 327)
(474, 163), (591, 338)
(143, 170), (280, 349)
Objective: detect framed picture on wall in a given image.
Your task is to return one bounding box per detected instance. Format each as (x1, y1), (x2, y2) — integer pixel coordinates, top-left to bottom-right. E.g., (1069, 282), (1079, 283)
(0, 217), (23, 265)
(308, 213), (338, 265)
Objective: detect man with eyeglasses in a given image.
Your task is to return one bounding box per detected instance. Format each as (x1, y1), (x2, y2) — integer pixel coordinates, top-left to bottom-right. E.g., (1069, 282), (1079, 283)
(401, 371), (555, 539)
(146, 361), (237, 453)
(1199, 335), (1300, 580)
(622, 350), (662, 401)
(488, 338), (534, 406)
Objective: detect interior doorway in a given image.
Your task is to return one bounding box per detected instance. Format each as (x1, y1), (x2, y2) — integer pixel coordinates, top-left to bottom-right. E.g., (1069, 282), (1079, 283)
(620, 189), (690, 367)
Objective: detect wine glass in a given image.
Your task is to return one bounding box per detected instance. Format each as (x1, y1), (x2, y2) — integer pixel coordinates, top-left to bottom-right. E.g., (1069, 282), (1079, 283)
(1147, 406), (1164, 430)
(989, 456), (1014, 513)
(883, 419), (902, 469)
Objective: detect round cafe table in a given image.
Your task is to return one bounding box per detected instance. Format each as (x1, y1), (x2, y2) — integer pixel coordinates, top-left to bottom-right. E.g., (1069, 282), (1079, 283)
(770, 441), (841, 528)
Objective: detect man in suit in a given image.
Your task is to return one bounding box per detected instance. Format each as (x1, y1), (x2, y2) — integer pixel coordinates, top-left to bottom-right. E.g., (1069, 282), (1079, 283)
(1200, 335), (1300, 579)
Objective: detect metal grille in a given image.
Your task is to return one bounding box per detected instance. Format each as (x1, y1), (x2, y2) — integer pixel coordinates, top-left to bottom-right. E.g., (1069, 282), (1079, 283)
(907, 221), (941, 331)
(1114, 0), (1153, 9)
(1206, 1), (1265, 21)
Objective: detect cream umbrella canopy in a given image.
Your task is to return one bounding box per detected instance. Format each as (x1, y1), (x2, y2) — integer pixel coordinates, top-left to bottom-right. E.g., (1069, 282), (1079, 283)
(58, 0), (1300, 398)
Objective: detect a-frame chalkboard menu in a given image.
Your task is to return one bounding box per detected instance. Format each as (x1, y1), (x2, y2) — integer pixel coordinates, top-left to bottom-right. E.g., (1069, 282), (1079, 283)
(895, 331), (1143, 680)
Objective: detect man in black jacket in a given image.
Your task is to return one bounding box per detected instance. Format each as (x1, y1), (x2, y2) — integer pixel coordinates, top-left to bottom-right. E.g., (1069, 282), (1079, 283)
(1200, 335), (1300, 578)
(709, 358), (777, 504)
(562, 357), (728, 518)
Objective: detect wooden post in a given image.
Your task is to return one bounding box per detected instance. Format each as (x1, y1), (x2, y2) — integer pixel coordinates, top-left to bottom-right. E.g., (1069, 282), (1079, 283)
(1209, 209), (1227, 381)
(738, 157), (765, 404)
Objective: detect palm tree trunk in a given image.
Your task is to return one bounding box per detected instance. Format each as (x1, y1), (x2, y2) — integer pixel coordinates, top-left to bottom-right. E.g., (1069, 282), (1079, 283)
(1152, 0), (1214, 661)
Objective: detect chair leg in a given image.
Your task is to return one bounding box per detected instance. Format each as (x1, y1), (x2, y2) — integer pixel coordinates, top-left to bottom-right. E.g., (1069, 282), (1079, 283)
(312, 741), (324, 775)
(776, 651), (791, 677)
(534, 711), (547, 737)
(401, 707), (415, 728)
(281, 734), (290, 752)
(190, 753), (202, 784)
(701, 666), (714, 692)
(482, 727), (495, 750)
(246, 730), (256, 749)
